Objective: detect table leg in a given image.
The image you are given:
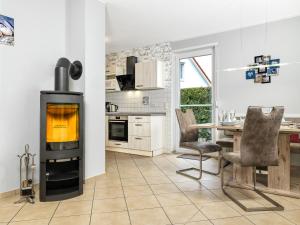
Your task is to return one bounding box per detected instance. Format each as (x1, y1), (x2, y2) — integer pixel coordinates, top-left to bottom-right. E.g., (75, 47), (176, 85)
(232, 132), (253, 185)
(268, 134), (290, 191)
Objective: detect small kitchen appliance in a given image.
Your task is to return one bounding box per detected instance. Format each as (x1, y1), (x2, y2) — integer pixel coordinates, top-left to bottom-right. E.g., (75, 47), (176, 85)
(106, 102), (119, 112)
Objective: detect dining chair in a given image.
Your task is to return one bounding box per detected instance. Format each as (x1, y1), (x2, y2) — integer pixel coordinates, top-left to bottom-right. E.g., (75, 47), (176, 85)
(175, 109), (222, 180)
(221, 106), (284, 212)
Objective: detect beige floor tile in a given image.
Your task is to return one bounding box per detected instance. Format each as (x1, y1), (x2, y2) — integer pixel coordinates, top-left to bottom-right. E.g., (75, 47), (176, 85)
(225, 200), (271, 216)
(54, 201), (92, 217)
(13, 203), (58, 222)
(119, 170), (143, 179)
(211, 216), (254, 225)
(91, 211), (130, 225)
(260, 194), (300, 211)
(198, 202), (240, 220)
(95, 173), (120, 181)
(9, 219), (50, 225)
(83, 178), (96, 190)
(209, 189), (231, 201)
(150, 183), (180, 194)
(168, 175), (194, 183)
(278, 209), (300, 224)
(0, 195), (25, 208)
(246, 212), (294, 225)
(94, 186), (124, 199)
(126, 195), (160, 210)
(95, 178), (122, 189)
(0, 206), (22, 222)
(163, 204), (207, 224)
(49, 215), (90, 225)
(200, 180), (221, 190)
(185, 190), (221, 205)
(144, 176), (171, 185)
(129, 208), (171, 225)
(64, 189), (94, 202)
(123, 185), (153, 197)
(93, 198), (127, 213)
(156, 192), (191, 206)
(182, 221), (213, 225)
(175, 181), (205, 192)
(121, 177), (147, 186)
(141, 170), (165, 177)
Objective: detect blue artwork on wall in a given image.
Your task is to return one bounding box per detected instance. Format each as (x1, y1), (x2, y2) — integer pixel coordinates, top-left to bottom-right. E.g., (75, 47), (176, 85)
(0, 14), (14, 46)
(246, 70), (256, 80)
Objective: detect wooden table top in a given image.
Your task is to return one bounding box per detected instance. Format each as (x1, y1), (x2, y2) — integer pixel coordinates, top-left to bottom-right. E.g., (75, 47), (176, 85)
(191, 123), (300, 134)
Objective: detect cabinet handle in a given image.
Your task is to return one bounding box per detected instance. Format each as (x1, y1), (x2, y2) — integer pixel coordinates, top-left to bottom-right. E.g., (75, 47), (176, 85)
(135, 124), (142, 126)
(114, 143), (121, 145)
(135, 117), (143, 119)
(136, 85), (143, 87)
(135, 137), (142, 140)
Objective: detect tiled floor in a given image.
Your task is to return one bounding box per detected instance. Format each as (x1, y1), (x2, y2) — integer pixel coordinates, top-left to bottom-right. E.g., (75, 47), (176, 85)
(1, 151), (300, 225)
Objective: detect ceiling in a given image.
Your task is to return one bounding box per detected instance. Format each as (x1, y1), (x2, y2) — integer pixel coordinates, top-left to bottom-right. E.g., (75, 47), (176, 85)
(105, 0), (300, 53)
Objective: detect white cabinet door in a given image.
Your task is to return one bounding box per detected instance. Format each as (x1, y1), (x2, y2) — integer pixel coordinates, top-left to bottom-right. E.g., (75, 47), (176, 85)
(129, 123), (150, 136)
(128, 116), (151, 123)
(129, 136), (151, 151)
(135, 62), (144, 89)
(135, 60), (164, 89)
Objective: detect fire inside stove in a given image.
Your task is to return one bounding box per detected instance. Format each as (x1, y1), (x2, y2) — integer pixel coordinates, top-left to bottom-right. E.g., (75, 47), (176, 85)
(46, 104), (79, 150)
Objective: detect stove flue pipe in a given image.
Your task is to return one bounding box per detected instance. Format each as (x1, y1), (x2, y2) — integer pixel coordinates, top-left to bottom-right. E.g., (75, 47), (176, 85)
(55, 57), (83, 91)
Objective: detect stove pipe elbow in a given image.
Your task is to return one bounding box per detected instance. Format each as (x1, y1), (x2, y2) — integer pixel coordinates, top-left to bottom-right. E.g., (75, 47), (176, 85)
(55, 57), (83, 91)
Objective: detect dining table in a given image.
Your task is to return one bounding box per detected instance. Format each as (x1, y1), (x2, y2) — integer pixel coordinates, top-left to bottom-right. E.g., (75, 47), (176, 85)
(191, 122), (300, 198)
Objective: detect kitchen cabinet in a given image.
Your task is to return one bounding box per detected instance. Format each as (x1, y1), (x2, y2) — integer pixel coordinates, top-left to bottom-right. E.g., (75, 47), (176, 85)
(128, 116), (164, 153)
(105, 79), (120, 91)
(135, 60), (164, 89)
(105, 115), (164, 157)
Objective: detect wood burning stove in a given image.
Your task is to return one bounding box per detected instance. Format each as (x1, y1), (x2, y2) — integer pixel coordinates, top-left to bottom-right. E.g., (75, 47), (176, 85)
(40, 58), (84, 201)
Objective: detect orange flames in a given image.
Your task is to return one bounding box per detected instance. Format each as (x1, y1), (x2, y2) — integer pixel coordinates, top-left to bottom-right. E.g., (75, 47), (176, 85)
(46, 104), (79, 143)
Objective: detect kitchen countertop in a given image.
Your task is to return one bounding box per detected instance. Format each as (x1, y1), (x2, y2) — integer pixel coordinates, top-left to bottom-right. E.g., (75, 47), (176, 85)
(106, 112), (166, 116)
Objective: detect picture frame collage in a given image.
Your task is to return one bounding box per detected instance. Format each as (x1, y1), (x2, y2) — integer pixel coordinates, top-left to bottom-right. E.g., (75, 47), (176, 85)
(245, 55), (280, 84)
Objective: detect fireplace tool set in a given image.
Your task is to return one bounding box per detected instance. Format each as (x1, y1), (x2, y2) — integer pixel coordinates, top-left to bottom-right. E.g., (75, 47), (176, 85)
(15, 144), (36, 204)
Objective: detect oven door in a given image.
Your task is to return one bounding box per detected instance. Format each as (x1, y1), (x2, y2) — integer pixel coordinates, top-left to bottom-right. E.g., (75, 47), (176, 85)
(108, 120), (128, 142)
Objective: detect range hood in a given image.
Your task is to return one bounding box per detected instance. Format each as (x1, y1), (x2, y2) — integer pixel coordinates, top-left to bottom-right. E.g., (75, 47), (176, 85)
(116, 56), (137, 91)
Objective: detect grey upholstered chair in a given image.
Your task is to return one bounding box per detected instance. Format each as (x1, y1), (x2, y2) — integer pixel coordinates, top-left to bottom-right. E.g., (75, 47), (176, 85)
(221, 106), (284, 212)
(176, 109), (222, 180)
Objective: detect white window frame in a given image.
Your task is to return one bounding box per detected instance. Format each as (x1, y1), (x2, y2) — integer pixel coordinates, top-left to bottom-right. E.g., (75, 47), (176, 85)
(171, 43), (219, 152)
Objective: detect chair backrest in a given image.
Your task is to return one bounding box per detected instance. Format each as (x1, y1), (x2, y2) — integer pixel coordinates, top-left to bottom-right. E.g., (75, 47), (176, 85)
(175, 109), (198, 143)
(240, 106), (284, 167)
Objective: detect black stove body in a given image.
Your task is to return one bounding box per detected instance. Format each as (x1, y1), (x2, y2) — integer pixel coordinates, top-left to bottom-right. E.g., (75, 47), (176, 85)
(40, 58), (84, 201)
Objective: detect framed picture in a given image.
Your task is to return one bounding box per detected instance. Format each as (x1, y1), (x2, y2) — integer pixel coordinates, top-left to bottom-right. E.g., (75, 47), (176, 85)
(267, 66), (279, 76)
(263, 55), (271, 62)
(269, 59), (280, 68)
(254, 55), (264, 64)
(0, 14), (14, 46)
(254, 75), (263, 83)
(246, 70), (256, 80)
(258, 63), (267, 74)
(262, 75), (271, 84)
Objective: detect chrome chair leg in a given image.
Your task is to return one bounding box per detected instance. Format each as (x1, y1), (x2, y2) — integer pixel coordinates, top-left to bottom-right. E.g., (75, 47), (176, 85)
(221, 159), (284, 212)
(176, 152), (221, 180)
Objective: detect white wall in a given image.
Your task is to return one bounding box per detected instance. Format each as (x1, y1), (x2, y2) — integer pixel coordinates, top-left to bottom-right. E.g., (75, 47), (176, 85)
(171, 16), (300, 116)
(84, 0), (106, 178)
(0, 0), (66, 193)
(0, 0), (106, 193)
(65, 0), (85, 92)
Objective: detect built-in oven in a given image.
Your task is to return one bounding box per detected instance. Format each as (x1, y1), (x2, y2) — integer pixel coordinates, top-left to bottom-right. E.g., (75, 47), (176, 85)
(108, 116), (128, 142)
